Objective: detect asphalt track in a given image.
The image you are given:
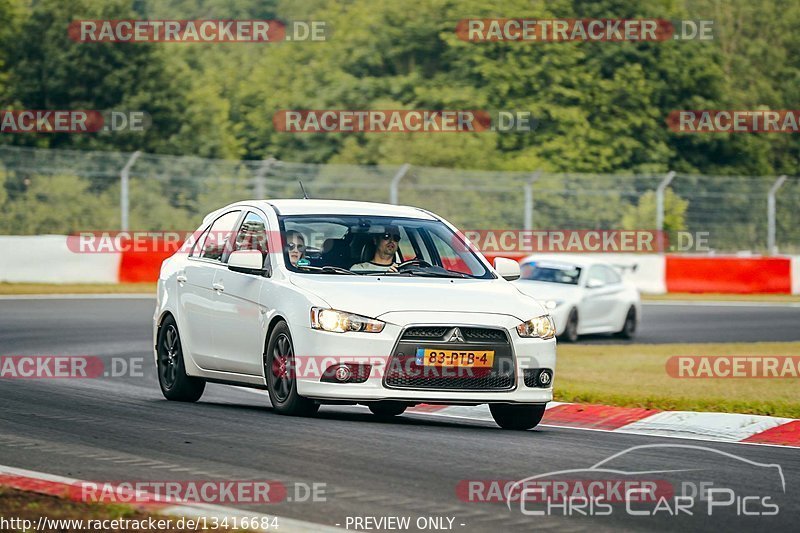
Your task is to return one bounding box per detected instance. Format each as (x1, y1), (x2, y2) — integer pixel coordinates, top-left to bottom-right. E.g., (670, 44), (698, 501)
(1, 297), (799, 532)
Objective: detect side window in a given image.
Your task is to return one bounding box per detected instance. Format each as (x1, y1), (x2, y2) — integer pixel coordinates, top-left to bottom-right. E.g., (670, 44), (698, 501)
(601, 265), (622, 284)
(586, 265), (604, 286)
(189, 226), (210, 258)
(199, 211), (241, 262)
(232, 212), (269, 265)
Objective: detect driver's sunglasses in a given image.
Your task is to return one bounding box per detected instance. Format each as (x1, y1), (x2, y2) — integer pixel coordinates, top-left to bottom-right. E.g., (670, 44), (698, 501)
(285, 243), (306, 251)
(382, 233), (401, 242)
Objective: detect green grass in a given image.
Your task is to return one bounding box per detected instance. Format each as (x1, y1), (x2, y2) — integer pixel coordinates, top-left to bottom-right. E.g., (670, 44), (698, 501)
(0, 282), (156, 295)
(555, 342), (800, 418)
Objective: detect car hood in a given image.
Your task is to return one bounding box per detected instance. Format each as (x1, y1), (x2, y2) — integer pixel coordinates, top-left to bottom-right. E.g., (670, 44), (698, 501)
(513, 280), (581, 302)
(289, 274), (545, 323)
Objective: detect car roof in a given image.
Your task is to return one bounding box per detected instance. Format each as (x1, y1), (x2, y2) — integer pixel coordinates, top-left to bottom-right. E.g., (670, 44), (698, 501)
(214, 199), (437, 220)
(520, 254), (600, 268)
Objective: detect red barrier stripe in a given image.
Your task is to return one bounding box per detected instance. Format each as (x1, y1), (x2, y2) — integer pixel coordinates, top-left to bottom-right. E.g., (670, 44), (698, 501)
(118, 248), (172, 283)
(741, 420), (800, 446)
(0, 474), (172, 509)
(665, 255), (791, 294)
(542, 403), (660, 430)
(0, 475), (71, 497)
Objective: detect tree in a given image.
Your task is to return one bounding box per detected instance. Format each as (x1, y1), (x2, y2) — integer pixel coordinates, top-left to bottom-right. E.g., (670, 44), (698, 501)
(621, 188), (689, 232)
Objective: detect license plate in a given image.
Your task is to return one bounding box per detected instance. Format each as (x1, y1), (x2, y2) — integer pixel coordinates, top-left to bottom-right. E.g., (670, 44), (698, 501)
(415, 348), (495, 368)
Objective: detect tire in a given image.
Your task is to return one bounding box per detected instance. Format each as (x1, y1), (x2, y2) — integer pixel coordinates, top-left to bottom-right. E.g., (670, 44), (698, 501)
(156, 315), (205, 402)
(559, 308), (579, 343)
(368, 401), (407, 418)
(265, 321), (320, 417)
(490, 404), (546, 430)
(616, 306), (637, 339)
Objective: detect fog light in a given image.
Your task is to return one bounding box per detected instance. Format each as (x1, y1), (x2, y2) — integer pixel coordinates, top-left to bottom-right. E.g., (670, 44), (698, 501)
(334, 365), (352, 382)
(523, 368), (554, 388)
(321, 363), (372, 384)
(538, 369), (552, 386)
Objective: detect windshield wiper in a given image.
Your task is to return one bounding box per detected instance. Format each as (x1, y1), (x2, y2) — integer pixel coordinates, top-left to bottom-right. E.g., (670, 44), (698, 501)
(388, 267), (470, 279)
(296, 265), (358, 275)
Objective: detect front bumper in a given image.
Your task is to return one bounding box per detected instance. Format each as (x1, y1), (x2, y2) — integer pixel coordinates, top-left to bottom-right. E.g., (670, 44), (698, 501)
(291, 312), (556, 404)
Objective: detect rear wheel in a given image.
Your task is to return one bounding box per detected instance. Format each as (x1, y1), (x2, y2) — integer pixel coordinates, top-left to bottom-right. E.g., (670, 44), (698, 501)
(560, 308), (579, 343)
(368, 401), (407, 418)
(616, 306), (637, 339)
(490, 404), (546, 430)
(156, 316), (205, 402)
(265, 321), (320, 417)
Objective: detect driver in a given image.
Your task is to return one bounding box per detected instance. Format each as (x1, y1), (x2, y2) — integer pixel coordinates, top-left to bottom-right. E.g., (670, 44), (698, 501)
(351, 226), (401, 272)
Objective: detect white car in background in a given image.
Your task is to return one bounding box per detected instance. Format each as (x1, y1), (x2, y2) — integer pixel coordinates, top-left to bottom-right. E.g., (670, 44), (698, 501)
(514, 255), (640, 342)
(153, 200), (557, 430)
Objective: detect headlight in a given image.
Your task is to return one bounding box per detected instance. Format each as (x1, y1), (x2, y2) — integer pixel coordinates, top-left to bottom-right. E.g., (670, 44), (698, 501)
(516, 315), (556, 339)
(310, 308), (385, 333)
(544, 300), (563, 310)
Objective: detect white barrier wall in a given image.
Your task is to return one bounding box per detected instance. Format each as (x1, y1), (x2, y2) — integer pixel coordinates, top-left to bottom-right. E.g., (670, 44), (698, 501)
(0, 235), (121, 283)
(793, 256), (800, 295)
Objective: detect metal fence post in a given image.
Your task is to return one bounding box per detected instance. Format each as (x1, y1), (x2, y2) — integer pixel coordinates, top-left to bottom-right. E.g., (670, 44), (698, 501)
(656, 170), (676, 252)
(768, 175), (787, 255)
(120, 150), (141, 231)
(254, 157), (276, 199)
(389, 163), (410, 205)
(523, 171), (541, 230)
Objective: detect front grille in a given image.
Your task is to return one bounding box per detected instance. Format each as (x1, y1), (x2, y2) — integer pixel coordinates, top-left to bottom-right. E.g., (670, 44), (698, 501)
(403, 326), (449, 339)
(384, 326), (515, 391)
(401, 326), (506, 342)
(462, 327), (506, 342)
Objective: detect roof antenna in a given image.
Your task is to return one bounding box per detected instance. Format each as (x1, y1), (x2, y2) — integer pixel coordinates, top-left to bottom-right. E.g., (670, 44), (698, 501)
(298, 180), (310, 199)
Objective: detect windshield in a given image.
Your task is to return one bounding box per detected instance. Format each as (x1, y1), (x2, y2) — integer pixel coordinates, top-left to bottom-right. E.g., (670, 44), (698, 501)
(520, 262), (582, 285)
(278, 215), (492, 279)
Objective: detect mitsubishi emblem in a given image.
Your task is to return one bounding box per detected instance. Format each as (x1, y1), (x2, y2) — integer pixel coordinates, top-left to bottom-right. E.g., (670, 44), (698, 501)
(447, 327), (465, 343)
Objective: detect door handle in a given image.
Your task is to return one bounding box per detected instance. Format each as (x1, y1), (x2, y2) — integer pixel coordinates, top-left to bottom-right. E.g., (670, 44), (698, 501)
(212, 282), (225, 292)
(176, 274), (187, 283)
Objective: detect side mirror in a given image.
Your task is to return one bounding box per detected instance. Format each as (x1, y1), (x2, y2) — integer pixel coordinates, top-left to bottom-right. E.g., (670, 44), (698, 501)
(493, 257), (521, 281)
(228, 250), (268, 276)
(586, 278), (605, 289)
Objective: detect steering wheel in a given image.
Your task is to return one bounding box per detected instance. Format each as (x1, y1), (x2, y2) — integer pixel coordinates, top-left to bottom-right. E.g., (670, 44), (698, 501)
(395, 258), (432, 270)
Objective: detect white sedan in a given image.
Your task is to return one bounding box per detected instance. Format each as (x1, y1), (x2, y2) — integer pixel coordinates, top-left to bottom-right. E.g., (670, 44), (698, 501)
(153, 199), (557, 430)
(514, 255), (641, 342)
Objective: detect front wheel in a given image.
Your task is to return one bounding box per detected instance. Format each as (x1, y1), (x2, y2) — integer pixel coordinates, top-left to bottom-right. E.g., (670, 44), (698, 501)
(616, 306), (637, 339)
(265, 321), (320, 417)
(490, 404), (546, 430)
(368, 401), (407, 418)
(559, 308), (579, 343)
(156, 316), (205, 402)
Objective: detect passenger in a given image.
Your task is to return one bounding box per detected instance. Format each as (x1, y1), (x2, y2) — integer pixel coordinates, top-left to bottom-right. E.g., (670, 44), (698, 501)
(284, 230), (306, 266)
